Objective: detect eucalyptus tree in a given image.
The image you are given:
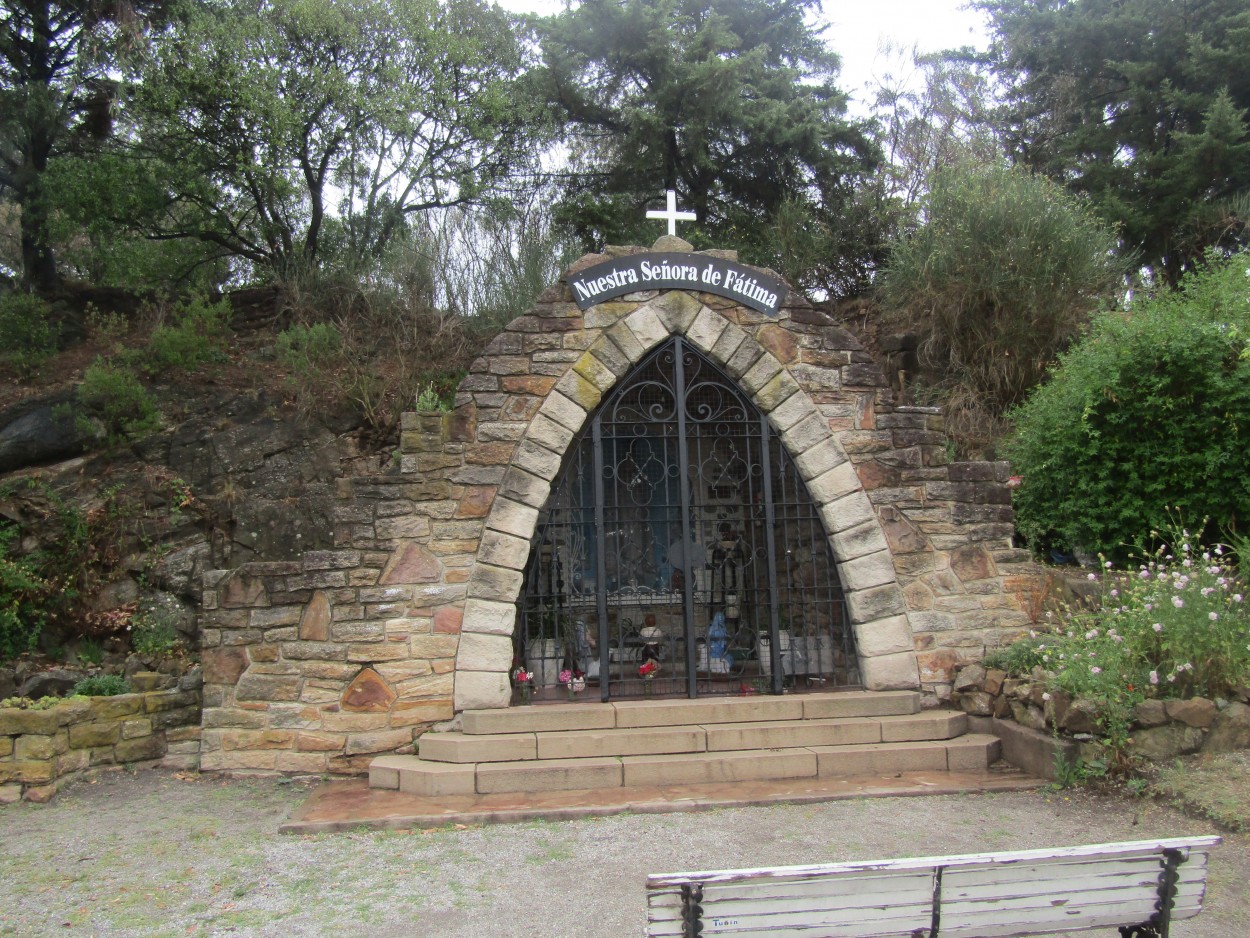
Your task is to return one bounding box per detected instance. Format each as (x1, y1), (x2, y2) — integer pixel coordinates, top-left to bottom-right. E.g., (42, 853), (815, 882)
(533, 0), (881, 296)
(975, 0), (1250, 283)
(0, 0), (161, 291)
(138, 0), (545, 282)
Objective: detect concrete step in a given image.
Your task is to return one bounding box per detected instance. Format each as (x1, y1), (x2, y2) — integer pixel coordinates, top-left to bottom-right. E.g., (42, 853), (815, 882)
(418, 710), (964, 764)
(374, 734), (1002, 797)
(459, 690), (920, 736)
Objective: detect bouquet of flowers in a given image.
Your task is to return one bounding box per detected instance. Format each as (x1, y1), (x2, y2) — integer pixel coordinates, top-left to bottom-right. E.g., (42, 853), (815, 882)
(638, 660), (658, 680)
(513, 665), (534, 704)
(559, 668), (586, 699)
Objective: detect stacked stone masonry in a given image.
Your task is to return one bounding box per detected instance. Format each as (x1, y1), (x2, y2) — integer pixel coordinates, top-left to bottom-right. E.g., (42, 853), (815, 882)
(0, 685), (201, 802)
(198, 240), (1044, 774)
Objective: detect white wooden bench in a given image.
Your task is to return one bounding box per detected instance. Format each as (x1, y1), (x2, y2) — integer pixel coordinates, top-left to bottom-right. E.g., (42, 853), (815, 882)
(646, 836), (1221, 938)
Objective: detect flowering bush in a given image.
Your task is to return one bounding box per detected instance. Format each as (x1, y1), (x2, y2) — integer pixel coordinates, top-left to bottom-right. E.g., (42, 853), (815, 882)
(1020, 525), (1250, 757)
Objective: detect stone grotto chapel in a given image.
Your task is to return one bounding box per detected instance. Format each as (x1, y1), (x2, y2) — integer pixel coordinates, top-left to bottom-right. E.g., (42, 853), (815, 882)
(198, 234), (1043, 790)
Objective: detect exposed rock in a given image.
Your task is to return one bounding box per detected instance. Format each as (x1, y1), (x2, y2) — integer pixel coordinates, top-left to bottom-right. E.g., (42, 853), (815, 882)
(178, 665), (204, 691)
(1165, 697), (1217, 729)
(953, 664), (985, 693)
(90, 577), (139, 612)
(0, 667), (15, 700)
(1203, 701), (1250, 752)
(1135, 699), (1169, 728)
(959, 691), (994, 716)
(1010, 700), (1047, 732)
(0, 395), (89, 474)
(1059, 698), (1099, 735)
(1131, 724), (1205, 761)
(17, 668), (83, 699)
(983, 668), (1006, 697)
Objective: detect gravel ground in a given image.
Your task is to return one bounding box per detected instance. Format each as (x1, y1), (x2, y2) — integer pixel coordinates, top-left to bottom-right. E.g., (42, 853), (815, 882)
(0, 770), (1246, 938)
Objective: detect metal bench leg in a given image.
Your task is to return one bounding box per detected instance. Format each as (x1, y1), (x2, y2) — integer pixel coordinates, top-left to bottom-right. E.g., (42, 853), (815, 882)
(1119, 847), (1185, 938)
(681, 883), (704, 938)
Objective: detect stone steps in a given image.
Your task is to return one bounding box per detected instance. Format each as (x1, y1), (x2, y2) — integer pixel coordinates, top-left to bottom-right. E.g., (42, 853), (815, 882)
(367, 691), (1004, 798)
(370, 735), (1002, 796)
(417, 711), (966, 763)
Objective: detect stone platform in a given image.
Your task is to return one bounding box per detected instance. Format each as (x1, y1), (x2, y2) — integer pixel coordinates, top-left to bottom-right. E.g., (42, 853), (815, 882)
(283, 765), (1039, 833)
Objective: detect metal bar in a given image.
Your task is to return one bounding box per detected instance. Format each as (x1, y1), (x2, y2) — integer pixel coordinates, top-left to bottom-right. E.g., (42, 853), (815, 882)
(1155, 848), (1183, 938)
(593, 414), (610, 702)
(673, 337), (698, 697)
(759, 414), (782, 693)
(929, 864), (944, 938)
(680, 883), (703, 938)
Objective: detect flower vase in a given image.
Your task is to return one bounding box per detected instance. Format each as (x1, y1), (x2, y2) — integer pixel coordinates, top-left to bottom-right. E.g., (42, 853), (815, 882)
(567, 685), (576, 701)
(643, 679), (653, 697)
(521, 684), (532, 705)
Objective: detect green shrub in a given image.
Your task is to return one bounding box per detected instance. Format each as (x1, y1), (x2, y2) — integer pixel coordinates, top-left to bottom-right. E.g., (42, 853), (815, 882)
(275, 321), (342, 373)
(76, 637), (105, 666)
(982, 635), (1047, 676)
(1006, 252), (1250, 559)
(0, 294), (58, 376)
(879, 163), (1123, 455)
(130, 607), (182, 658)
(76, 359), (161, 444)
(141, 297), (230, 375)
(0, 527), (50, 663)
(71, 674), (131, 697)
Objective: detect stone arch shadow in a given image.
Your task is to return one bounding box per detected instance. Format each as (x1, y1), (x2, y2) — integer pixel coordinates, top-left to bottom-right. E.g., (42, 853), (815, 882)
(453, 292), (921, 710)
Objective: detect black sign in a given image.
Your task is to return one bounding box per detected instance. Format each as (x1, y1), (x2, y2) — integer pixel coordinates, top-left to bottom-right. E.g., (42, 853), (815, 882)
(568, 253), (786, 316)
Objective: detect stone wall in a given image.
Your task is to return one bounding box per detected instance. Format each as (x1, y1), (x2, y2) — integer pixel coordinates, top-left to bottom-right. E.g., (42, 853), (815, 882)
(196, 239), (1045, 774)
(0, 683), (201, 802)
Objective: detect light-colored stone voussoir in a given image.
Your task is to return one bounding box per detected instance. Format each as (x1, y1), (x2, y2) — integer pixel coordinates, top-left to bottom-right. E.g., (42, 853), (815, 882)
(853, 614), (916, 658)
(455, 631), (514, 673)
(453, 670), (512, 711)
(858, 649), (921, 690)
(459, 598), (517, 636)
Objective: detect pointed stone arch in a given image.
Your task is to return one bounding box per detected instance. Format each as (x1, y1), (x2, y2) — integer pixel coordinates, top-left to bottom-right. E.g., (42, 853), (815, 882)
(454, 290), (920, 710)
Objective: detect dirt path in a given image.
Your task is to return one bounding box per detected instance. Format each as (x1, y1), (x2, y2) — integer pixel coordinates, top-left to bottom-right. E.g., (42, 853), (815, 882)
(1, 770), (1246, 937)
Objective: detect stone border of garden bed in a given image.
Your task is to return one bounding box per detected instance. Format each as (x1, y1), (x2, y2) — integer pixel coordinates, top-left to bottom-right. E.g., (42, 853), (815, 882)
(952, 662), (1250, 777)
(0, 674), (202, 803)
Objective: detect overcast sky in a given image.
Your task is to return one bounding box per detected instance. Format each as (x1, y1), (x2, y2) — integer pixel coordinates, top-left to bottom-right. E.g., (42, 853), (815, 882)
(494, 0), (992, 115)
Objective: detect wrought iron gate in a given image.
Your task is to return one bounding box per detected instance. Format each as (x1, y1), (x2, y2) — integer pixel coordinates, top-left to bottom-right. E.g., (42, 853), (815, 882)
(516, 336), (858, 701)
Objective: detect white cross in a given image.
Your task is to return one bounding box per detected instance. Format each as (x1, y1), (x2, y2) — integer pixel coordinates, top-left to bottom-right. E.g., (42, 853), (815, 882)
(646, 189), (697, 236)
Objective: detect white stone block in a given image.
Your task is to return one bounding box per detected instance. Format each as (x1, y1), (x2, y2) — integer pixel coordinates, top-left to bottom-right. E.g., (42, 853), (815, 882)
(625, 304), (670, 352)
(830, 518), (890, 563)
(840, 549), (898, 591)
(819, 491), (875, 534)
(461, 598), (518, 636)
(808, 461), (860, 505)
(456, 632), (514, 672)
(455, 670), (512, 711)
(540, 391), (588, 434)
(793, 440), (847, 481)
(852, 614), (915, 657)
(781, 412), (831, 456)
(858, 650), (921, 691)
(685, 306), (729, 352)
(487, 497), (539, 540)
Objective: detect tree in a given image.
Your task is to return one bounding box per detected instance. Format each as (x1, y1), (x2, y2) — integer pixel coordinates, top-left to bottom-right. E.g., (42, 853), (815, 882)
(136, 0), (543, 282)
(878, 162), (1124, 456)
(534, 0), (881, 295)
(975, 0), (1250, 284)
(0, 1), (159, 292)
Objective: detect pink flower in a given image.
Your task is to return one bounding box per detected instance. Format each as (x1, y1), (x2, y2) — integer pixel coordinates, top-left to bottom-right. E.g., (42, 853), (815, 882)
(1152, 623), (1163, 633)
(1209, 612), (1219, 621)
(1171, 596), (1185, 609)
(559, 669), (572, 684)
(1090, 666), (1102, 674)
(1149, 670), (1159, 685)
